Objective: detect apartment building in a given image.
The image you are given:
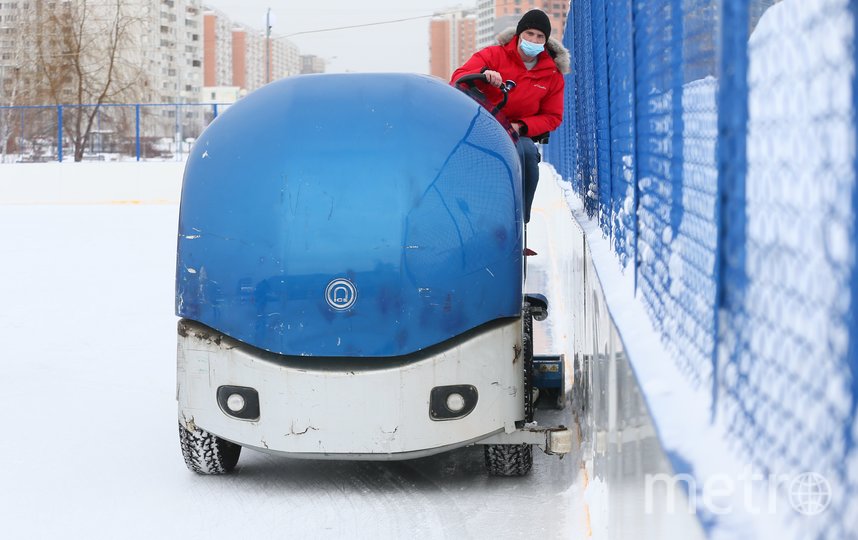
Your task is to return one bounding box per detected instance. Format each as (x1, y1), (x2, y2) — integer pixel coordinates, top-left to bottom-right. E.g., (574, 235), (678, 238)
(491, 0), (568, 43)
(429, 9), (477, 80)
(0, 0), (314, 156)
(436, 1), (569, 78)
(231, 27), (248, 90)
(0, 0), (308, 107)
(0, 1), (30, 103)
(301, 55), (326, 75)
(474, 0), (569, 52)
(267, 35), (301, 83)
(204, 10), (233, 87)
(476, 0), (496, 49)
(148, 0), (204, 104)
(232, 27), (286, 90)
(204, 9), (301, 97)
(0, 0), (204, 105)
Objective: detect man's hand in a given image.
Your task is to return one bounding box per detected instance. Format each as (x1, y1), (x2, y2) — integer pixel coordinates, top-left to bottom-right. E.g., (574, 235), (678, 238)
(484, 70), (503, 87)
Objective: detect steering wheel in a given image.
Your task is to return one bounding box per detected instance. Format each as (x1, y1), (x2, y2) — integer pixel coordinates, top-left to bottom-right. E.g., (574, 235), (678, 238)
(453, 73), (517, 115)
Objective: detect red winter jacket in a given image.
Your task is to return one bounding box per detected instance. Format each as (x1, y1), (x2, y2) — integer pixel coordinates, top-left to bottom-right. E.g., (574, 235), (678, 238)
(450, 29), (570, 137)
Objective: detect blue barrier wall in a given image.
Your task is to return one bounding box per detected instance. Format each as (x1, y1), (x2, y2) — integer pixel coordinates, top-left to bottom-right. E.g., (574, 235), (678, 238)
(548, 0), (858, 537)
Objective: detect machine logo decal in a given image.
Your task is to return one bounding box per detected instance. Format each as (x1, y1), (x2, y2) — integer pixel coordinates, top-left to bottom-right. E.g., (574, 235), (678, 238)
(325, 278), (357, 311)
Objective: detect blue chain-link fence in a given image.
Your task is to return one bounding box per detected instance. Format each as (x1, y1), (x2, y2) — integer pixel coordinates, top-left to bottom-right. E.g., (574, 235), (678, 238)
(0, 103), (229, 162)
(548, 0), (858, 537)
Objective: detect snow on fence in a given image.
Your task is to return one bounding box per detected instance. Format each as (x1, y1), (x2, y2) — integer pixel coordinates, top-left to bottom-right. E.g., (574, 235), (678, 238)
(546, 0), (857, 538)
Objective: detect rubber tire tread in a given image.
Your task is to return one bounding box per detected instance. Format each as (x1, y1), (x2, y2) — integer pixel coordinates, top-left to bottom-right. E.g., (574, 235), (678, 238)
(179, 422), (241, 475)
(484, 443), (534, 476)
(523, 302), (534, 422)
(483, 306), (536, 477)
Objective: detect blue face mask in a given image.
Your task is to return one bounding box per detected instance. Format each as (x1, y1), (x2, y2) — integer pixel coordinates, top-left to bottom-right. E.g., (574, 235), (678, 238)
(519, 38), (545, 58)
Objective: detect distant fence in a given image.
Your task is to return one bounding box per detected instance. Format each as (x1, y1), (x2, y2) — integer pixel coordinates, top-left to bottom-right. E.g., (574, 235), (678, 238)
(547, 0), (857, 538)
(0, 102), (230, 162)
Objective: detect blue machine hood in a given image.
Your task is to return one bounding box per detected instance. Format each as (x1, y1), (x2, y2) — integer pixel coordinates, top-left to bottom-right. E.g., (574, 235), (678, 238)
(176, 73), (523, 357)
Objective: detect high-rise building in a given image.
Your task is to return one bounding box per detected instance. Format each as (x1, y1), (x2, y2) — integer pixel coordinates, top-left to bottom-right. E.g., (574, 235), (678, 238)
(0, 2), (33, 104)
(477, 1), (569, 50)
(433, 2), (568, 79)
(476, 0), (496, 49)
(0, 1), (309, 107)
(429, 17), (452, 78)
(269, 37), (301, 82)
(204, 11), (233, 87)
(204, 10), (301, 95)
(0, 0), (319, 157)
(143, 0), (204, 104)
(241, 28), (290, 90)
(231, 28), (248, 90)
(301, 55), (327, 75)
(429, 10), (476, 80)
(0, 0), (205, 105)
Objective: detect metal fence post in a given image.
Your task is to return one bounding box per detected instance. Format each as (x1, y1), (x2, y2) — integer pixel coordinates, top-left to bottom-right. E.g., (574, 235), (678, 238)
(713, 0), (749, 421)
(670, 0), (685, 261)
(592, 0), (613, 235)
(603, 0), (638, 269)
(628, 1), (639, 292)
(213, 103), (218, 119)
(95, 107), (100, 154)
(136, 104), (141, 161)
(175, 103), (181, 161)
(57, 105), (63, 162)
(579, 0), (598, 215)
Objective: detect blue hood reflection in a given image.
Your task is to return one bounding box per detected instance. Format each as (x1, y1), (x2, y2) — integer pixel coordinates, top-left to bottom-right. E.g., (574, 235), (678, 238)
(177, 73), (522, 357)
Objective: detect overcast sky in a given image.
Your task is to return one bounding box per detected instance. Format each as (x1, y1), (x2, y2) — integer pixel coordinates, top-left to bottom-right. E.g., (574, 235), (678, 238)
(203, 1), (478, 74)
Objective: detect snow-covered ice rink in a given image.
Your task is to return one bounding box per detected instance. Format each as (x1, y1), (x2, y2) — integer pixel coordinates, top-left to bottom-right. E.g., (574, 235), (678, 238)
(0, 162), (590, 539)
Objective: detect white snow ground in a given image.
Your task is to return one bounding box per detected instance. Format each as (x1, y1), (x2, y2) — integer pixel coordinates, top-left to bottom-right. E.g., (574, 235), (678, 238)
(0, 162), (589, 540)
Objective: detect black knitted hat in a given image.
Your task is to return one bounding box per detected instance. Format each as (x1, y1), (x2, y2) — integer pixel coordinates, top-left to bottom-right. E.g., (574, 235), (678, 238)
(515, 9), (551, 40)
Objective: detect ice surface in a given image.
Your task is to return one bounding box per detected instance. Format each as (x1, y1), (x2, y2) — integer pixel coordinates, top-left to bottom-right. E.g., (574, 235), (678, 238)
(0, 162), (588, 539)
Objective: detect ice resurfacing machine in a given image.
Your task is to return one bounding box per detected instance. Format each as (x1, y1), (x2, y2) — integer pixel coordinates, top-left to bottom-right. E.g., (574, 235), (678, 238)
(175, 73), (572, 476)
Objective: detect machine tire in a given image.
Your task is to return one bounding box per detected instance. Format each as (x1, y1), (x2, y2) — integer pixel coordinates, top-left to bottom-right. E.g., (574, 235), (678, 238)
(523, 303), (535, 422)
(483, 304), (536, 477)
(484, 444), (534, 476)
(179, 421), (241, 474)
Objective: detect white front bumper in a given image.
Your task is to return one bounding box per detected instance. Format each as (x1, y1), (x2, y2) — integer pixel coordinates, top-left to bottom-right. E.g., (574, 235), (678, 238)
(177, 319), (525, 459)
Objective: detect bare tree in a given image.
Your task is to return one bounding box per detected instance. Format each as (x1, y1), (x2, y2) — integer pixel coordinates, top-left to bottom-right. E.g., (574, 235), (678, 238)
(32, 1), (146, 161)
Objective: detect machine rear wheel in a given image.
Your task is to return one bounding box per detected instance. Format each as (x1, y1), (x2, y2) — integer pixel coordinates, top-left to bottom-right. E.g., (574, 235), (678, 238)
(484, 444), (533, 476)
(179, 421), (241, 474)
(523, 303), (534, 422)
(484, 306), (535, 477)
